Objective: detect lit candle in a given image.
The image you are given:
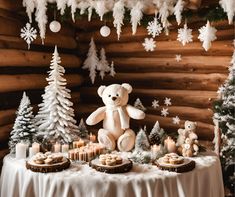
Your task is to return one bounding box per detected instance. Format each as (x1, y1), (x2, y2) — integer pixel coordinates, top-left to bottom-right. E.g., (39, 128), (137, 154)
(77, 139), (85, 147)
(164, 137), (176, 153)
(54, 142), (61, 153)
(62, 144), (69, 153)
(89, 133), (96, 143)
(151, 144), (161, 155)
(32, 142), (40, 153)
(15, 142), (27, 159)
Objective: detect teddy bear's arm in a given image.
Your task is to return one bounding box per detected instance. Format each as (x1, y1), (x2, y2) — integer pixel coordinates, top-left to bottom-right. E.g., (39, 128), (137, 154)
(86, 106), (106, 125)
(126, 105), (145, 120)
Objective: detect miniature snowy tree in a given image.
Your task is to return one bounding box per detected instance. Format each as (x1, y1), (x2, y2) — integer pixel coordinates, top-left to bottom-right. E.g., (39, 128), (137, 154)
(134, 98), (146, 111)
(97, 48), (110, 80)
(149, 121), (166, 145)
(213, 46), (235, 191)
(77, 119), (89, 139)
(35, 46), (79, 144)
(82, 37), (99, 84)
(109, 61), (116, 77)
(8, 92), (36, 153)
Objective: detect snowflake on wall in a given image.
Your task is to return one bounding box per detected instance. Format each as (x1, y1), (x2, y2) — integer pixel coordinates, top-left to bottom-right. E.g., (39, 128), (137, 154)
(20, 23), (37, 50)
(164, 97), (172, 106)
(175, 54), (182, 62)
(161, 108), (169, 117)
(198, 21), (217, 51)
(142, 38), (156, 52)
(177, 23), (193, 46)
(152, 99), (159, 109)
(147, 17), (162, 38)
(172, 116), (180, 125)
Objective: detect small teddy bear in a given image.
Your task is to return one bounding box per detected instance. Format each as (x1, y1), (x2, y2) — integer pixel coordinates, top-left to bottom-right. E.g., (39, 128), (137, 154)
(182, 138), (199, 157)
(86, 83), (145, 152)
(177, 120), (198, 147)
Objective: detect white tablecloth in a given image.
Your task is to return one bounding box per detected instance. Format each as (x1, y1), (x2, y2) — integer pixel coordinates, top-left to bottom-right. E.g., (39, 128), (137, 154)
(0, 151), (224, 197)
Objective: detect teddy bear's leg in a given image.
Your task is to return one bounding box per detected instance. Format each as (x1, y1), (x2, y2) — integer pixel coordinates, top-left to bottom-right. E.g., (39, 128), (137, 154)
(117, 129), (136, 152)
(98, 129), (116, 150)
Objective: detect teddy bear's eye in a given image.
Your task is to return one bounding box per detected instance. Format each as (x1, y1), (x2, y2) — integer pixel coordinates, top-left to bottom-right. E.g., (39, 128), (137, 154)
(108, 95), (111, 97)
(116, 94), (119, 97)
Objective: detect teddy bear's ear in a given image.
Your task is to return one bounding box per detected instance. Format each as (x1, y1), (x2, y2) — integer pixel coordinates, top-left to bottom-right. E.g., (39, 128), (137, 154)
(97, 85), (106, 97)
(121, 83), (132, 94)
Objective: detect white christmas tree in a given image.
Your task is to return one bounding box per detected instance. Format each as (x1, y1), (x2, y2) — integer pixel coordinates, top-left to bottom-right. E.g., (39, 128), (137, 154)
(9, 92), (36, 153)
(109, 61), (116, 77)
(35, 46), (79, 143)
(97, 48), (110, 80)
(77, 118), (89, 139)
(82, 37), (99, 84)
(134, 98), (147, 111)
(198, 21), (217, 51)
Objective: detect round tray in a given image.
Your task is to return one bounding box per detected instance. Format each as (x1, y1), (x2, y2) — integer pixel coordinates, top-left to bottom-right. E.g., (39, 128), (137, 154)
(155, 158), (195, 173)
(89, 158), (133, 174)
(26, 157), (70, 173)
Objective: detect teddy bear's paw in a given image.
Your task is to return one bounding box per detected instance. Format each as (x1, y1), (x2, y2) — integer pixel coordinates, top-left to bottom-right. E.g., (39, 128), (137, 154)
(117, 130), (135, 152)
(98, 129), (116, 150)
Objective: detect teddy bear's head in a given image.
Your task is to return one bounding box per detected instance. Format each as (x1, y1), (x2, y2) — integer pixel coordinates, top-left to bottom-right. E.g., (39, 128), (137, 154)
(97, 83), (132, 107)
(184, 121), (197, 131)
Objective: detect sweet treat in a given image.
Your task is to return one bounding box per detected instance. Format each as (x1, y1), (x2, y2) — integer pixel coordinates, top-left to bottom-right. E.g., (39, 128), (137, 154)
(44, 158), (54, 164)
(106, 159), (116, 166)
(161, 153), (184, 165)
(116, 157), (123, 164)
(98, 154), (123, 166)
(86, 83), (145, 151)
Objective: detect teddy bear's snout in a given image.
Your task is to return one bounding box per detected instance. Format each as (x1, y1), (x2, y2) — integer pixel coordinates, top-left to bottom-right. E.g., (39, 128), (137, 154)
(112, 96), (117, 101)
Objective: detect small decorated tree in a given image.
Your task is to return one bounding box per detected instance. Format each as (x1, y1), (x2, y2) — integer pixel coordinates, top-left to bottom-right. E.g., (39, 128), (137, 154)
(77, 118), (89, 139)
(149, 121), (166, 145)
(97, 48), (110, 80)
(9, 92), (36, 153)
(213, 46), (235, 192)
(35, 46), (79, 144)
(134, 98), (146, 111)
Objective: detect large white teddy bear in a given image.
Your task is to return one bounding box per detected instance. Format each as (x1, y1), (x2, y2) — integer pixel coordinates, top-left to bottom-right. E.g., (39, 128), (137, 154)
(86, 83), (145, 152)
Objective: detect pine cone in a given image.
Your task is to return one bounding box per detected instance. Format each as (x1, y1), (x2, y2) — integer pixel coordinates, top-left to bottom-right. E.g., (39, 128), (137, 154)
(149, 132), (161, 145)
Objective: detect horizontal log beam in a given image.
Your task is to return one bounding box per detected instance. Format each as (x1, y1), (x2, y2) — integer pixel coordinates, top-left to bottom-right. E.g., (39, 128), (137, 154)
(110, 56), (230, 74)
(0, 124), (13, 144)
(0, 109), (15, 127)
(80, 87), (217, 108)
(0, 49), (81, 67)
(79, 40), (233, 57)
(0, 0), (22, 12)
(83, 72), (226, 91)
(0, 74), (83, 93)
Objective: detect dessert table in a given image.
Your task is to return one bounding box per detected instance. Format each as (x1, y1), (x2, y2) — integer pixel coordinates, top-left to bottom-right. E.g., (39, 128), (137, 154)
(0, 151), (224, 197)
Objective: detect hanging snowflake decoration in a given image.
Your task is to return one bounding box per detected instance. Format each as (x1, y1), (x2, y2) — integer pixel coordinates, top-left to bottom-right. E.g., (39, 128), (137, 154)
(20, 23), (37, 50)
(164, 97), (172, 106)
(198, 21), (217, 51)
(152, 99), (159, 109)
(142, 38), (156, 52)
(172, 116), (180, 125)
(177, 23), (193, 46)
(161, 108), (169, 117)
(147, 17), (162, 38)
(175, 54), (182, 62)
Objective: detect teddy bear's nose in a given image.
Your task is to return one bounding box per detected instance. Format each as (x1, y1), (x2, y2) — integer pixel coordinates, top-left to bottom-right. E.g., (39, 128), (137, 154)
(112, 96), (117, 101)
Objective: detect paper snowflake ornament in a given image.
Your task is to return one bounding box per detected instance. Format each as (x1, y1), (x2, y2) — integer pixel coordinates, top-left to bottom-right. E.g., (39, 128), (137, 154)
(147, 17), (162, 38)
(142, 38), (156, 52)
(161, 108), (169, 117)
(20, 23), (37, 50)
(164, 97), (172, 106)
(198, 21), (217, 51)
(219, 0), (235, 24)
(172, 116), (180, 125)
(110, 61), (116, 77)
(177, 23), (193, 46)
(175, 54), (182, 62)
(152, 99), (159, 109)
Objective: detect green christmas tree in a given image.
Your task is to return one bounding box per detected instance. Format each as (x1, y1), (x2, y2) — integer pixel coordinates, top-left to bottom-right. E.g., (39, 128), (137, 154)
(213, 46), (235, 191)
(8, 92), (36, 153)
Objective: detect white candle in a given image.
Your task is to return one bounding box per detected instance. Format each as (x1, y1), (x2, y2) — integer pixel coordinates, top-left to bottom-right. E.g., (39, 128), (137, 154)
(16, 142), (27, 159)
(151, 144), (161, 155)
(54, 143), (61, 153)
(29, 147), (38, 158)
(62, 144), (69, 153)
(164, 137), (176, 153)
(32, 142), (40, 153)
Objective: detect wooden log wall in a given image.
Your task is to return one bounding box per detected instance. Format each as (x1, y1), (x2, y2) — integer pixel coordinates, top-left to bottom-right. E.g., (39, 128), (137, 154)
(0, 2), (82, 167)
(75, 18), (234, 146)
